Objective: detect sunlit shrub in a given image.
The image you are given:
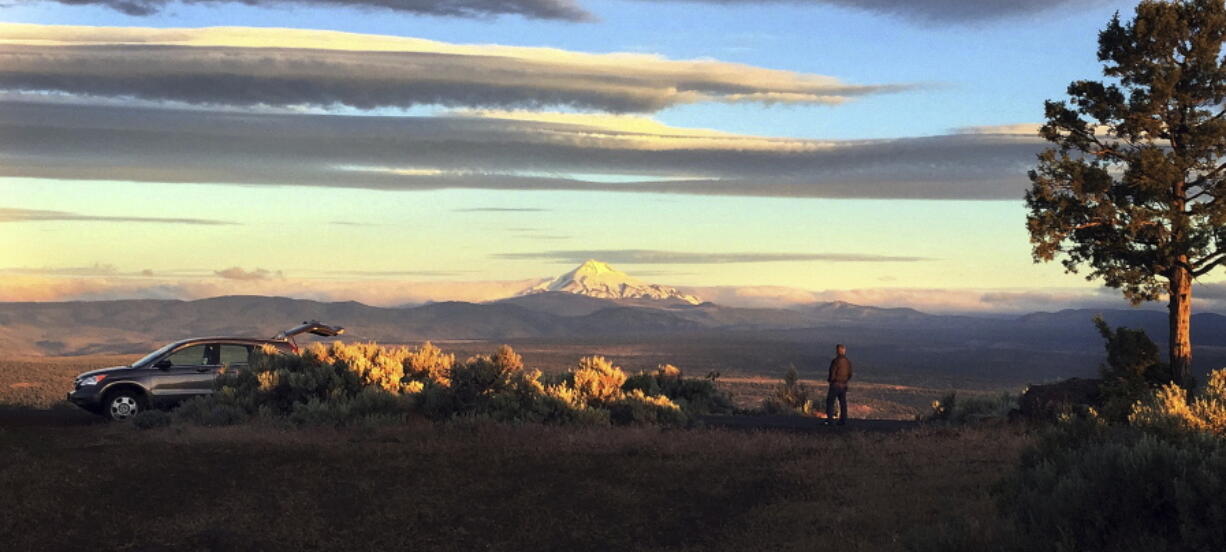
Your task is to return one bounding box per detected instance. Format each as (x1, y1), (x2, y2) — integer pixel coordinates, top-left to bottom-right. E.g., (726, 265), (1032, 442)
(168, 342), (710, 428)
(403, 341), (455, 386)
(569, 356), (628, 405)
(1130, 369), (1226, 438)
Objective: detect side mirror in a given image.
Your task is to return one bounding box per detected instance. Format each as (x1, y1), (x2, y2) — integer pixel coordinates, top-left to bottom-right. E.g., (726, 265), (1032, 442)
(154, 359), (173, 370)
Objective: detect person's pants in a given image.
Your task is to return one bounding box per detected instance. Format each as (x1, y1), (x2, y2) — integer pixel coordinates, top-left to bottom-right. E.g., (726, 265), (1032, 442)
(826, 384), (848, 422)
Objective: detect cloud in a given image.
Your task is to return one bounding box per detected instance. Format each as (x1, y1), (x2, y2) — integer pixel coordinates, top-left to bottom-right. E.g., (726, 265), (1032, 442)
(40, 0), (592, 20)
(0, 101), (1045, 200)
(329, 220), (382, 226)
(494, 249), (930, 264)
(680, 284), (1149, 314)
(0, 274), (545, 306)
(453, 207), (550, 212)
(214, 267), (282, 280)
(26, 0), (1103, 23)
(0, 263), (122, 277)
(952, 123), (1044, 135)
(0, 206), (237, 225)
(0, 24), (910, 113)
(319, 269), (474, 278)
(633, 0), (1099, 23)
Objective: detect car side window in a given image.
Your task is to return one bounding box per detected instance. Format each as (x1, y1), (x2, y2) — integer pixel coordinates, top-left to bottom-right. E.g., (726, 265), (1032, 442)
(219, 345), (252, 369)
(165, 344), (221, 366)
(165, 345), (206, 367)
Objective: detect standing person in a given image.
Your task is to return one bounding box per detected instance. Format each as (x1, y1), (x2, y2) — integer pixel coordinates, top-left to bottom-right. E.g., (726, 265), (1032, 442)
(825, 344), (853, 425)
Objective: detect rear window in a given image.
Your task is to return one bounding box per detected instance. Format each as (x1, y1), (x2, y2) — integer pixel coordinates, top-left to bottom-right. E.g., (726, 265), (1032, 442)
(220, 345), (252, 368)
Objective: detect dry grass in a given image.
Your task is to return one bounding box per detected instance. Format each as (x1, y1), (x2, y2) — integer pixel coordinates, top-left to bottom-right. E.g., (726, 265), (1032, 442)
(0, 419), (1027, 551)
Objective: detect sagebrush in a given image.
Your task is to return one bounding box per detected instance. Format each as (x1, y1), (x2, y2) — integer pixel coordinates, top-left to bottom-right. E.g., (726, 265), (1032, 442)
(169, 342), (731, 427)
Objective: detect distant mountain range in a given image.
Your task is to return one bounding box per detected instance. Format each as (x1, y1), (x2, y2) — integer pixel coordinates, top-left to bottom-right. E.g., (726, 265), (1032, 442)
(5, 260), (1226, 385)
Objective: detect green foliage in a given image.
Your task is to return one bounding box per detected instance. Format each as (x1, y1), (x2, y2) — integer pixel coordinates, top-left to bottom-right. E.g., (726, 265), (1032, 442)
(623, 363), (734, 416)
(927, 391), (1018, 424)
(1025, 0), (1226, 387)
(1094, 316), (1173, 421)
(999, 421), (1226, 551)
(167, 343), (710, 427)
(1000, 368), (1226, 550)
(172, 394), (251, 427)
(608, 389), (687, 426)
(1026, 0), (1226, 302)
(761, 365), (813, 415)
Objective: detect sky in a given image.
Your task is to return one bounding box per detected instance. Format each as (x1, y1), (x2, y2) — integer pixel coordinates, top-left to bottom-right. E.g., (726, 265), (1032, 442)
(4, 0), (1214, 314)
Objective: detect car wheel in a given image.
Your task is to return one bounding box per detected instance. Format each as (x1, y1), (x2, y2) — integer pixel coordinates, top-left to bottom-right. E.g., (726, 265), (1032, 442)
(104, 389), (146, 421)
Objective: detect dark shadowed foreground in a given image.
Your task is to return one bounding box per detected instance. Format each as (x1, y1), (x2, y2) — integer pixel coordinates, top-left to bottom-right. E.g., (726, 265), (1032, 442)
(0, 420), (1025, 551)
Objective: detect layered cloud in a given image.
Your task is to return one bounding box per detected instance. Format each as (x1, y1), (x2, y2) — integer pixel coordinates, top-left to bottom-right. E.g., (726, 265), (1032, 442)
(494, 249), (930, 264)
(0, 24), (908, 113)
(0, 207), (236, 225)
(36, 0), (590, 19)
(19, 0), (1099, 23)
(635, 1), (1099, 23)
(0, 273), (544, 305)
(0, 101), (1044, 199)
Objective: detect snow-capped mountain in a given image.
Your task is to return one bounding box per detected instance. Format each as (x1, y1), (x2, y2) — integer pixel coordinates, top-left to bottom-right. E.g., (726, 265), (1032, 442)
(522, 260), (702, 304)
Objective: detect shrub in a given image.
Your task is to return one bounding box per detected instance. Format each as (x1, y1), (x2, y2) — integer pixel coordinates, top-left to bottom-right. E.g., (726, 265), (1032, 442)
(404, 341), (455, 386)
(1094, 316), (1174, 422)
(998, 422), (1226, 551)
(164, 343), (718, 428)
(608, 390), (687, 426)
(762, 365), (813, 415)
(623, 364), (733, 416)
(568, 356), (628, 405)
(1130, 369), (1226, 438)
(172, 395), (251, 426)
(927, 392), (1018, 424)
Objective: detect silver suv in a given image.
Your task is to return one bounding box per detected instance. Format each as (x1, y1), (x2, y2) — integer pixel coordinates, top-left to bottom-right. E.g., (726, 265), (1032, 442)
(66, 321), (344, 421)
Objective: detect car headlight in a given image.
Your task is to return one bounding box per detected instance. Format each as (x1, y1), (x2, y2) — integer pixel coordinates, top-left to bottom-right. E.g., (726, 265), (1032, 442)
(77, 375), (108, 386)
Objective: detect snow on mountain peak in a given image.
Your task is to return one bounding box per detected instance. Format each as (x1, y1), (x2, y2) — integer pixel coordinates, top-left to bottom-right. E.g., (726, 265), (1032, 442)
(524, 260), (701, 304)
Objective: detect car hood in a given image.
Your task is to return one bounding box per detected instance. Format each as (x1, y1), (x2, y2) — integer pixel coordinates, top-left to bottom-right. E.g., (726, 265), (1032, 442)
(75, 365), (131, 379)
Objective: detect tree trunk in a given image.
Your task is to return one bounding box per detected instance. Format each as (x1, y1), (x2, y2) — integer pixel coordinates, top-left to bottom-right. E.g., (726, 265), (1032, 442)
(1169, 263), (1193, 388)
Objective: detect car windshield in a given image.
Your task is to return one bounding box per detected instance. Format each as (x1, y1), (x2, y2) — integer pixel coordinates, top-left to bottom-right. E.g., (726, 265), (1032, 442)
(131, 342), (182, 368)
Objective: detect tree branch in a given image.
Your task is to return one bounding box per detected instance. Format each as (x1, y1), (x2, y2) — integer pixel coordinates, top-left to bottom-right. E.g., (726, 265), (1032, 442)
(1193, 250), (1226, 277)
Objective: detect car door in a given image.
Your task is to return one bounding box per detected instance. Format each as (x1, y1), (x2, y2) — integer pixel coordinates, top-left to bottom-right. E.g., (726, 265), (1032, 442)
(218, 344), (253, 376)
(148, 343), (222, 401)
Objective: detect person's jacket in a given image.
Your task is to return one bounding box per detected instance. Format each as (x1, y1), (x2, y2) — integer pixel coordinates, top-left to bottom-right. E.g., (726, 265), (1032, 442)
(828, 355), (853, 385)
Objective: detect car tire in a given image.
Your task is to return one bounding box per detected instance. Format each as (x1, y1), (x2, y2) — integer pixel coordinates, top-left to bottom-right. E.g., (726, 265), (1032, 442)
(103, 389), (147, 421)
